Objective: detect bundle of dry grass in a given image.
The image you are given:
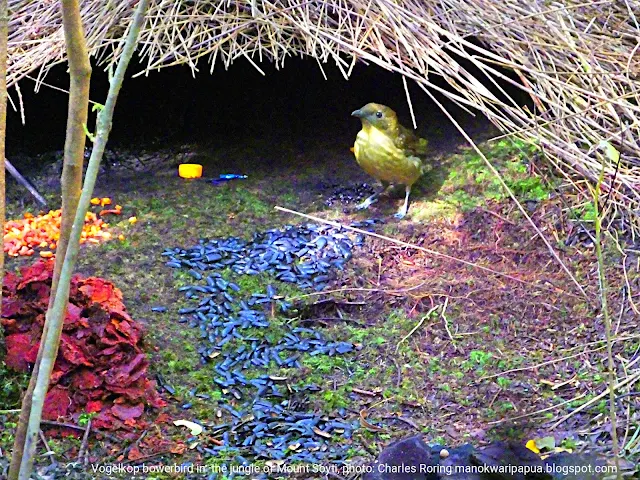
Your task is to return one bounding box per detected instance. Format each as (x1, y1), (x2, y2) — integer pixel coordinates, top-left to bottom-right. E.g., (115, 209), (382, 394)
(7, 0), (640, 235)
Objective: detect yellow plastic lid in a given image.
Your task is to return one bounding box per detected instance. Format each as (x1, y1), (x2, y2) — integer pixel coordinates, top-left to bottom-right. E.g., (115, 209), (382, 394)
(178, 164), (203, 179)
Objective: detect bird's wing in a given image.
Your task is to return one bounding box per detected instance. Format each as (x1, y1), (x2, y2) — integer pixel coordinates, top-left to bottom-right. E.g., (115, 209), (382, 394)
(394, 124), (428, 158)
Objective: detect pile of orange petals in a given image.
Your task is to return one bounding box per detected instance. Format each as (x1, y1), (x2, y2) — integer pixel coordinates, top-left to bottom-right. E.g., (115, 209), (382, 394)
(4, 200), (122, 257)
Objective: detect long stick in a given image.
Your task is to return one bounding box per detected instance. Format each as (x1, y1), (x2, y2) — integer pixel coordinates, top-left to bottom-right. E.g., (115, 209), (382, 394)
(0, 0), (8, 356)
(274, 206), (581, 298)
(4, 159), (48, 207)
(16, 2), (150, 478)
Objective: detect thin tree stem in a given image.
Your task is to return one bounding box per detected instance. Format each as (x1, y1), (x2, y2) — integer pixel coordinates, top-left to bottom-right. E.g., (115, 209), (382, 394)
(15, 1), (150, 478)
(8, 1), (90, 476)
(594, 154), (621, 479)
(0, 0), (8, 341)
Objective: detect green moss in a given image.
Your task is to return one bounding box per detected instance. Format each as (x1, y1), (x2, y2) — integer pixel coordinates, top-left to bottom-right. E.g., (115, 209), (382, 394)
(322, 389), (350, 410)
(437, 138), (554, 212)
(570, 202), (597, 222)
(0, 420), (17, 445)
(0, 361), (29, 410)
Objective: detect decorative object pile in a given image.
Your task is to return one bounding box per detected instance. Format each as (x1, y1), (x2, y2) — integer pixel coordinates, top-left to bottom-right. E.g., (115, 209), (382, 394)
(1, 260), (165, 430)
(3, 198), (122, 257)
(161, 221), (381, 467)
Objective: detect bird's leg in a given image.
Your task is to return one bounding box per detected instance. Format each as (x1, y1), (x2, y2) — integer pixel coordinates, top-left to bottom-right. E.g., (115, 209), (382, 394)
(356, 181), (390, 210)
(394, 185), (412, 219)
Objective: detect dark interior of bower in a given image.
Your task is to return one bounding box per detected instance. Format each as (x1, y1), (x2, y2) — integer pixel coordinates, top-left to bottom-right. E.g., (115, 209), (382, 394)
(6, 51), (530, 159)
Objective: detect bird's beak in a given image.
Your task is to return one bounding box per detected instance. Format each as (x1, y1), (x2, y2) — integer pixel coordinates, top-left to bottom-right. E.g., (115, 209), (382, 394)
(351, 109), (364, 118)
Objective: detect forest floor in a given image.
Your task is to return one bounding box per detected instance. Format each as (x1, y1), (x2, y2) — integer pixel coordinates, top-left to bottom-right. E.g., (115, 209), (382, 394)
(1, 129), (639, 479)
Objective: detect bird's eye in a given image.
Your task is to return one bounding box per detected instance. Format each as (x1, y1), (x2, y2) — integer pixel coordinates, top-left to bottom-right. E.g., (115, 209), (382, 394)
(375, 111), (383, 118)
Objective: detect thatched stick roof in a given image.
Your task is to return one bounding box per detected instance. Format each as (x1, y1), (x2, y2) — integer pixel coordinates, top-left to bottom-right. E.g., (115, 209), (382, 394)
(7, 0), (640, 234)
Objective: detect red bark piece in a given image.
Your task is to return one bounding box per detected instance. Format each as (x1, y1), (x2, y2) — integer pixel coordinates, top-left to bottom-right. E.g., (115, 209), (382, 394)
(86, 400), (104, 413)
(72, 368), (103, 390)
(79, 278), (119, 305)
(103, 351), (127, 366)
(112, 403), (144, 421)
(64, 303), (83, 326)
(17, 259), (53, 289)
(102, 322), (133, 346)
(4, 333), (34, 370)
(111, 306), (132, 321)
(171, 443), (186, 455)
(146, 389), (167, 409)
(112, 318), (141, 343)
(25, 341), (39, 364)
(43, 386), (71, 420)
(3, 270), (18, 291)
(97, 345), (121, 356)
(1, 298), (33, 319)
(1, 318), (17, 331)
(104, 353), (148, 387)
(60, 334), (93, 366)
(33, 313), (47, 327)
(127, 445), (144, 461)
(29, 283), (51, 302)
(92, 410), (117, 430)
(109, 383), (150, 401)
(45, 427), (81, 439)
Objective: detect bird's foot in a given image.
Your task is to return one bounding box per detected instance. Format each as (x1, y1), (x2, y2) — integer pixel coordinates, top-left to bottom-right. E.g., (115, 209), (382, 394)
(394, 205), (409, 219)
(355, 197), (377, 210)
(394, 186), (411, 219)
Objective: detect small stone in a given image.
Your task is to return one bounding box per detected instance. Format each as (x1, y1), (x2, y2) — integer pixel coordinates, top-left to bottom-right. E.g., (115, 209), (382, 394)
(439, 448), (449, 459)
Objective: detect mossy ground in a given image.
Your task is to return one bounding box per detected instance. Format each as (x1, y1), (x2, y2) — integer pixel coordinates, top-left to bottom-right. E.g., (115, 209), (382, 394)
(1, 134), (637, 478)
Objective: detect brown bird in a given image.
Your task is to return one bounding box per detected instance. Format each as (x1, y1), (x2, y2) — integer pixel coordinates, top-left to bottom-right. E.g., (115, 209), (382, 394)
(351, 102), (429, 218)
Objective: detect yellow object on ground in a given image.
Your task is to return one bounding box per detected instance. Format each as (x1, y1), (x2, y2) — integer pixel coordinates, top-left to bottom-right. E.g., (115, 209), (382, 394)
(179, 164), (203, 179)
